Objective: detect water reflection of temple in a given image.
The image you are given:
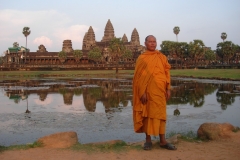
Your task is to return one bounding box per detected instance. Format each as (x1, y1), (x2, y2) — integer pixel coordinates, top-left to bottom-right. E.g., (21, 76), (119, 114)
(0, 79), (133, 112)
(1, 79), (239, 112)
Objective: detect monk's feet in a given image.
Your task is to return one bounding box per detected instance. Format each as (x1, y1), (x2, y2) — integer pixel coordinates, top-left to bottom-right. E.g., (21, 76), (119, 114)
(160, 143), (177, 150)
(143, 142), (152, 150)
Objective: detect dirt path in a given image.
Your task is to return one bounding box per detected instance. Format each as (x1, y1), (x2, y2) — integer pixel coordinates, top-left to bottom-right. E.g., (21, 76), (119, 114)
(1, 132), (240, 160)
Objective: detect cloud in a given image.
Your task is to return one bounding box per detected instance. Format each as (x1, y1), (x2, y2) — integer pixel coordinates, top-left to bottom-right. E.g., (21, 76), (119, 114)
(33, 36), (53, 48)
(54, 25), (95, 49)
(0, 9), (74, 51)
(0, 9), (101, 51)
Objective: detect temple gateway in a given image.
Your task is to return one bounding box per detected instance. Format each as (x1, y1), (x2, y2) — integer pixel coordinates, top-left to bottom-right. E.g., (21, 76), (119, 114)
(2, 19), (145, 70)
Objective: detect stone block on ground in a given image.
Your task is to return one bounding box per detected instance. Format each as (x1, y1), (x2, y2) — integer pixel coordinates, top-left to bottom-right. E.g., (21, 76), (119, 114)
(197, 123), (235, 140)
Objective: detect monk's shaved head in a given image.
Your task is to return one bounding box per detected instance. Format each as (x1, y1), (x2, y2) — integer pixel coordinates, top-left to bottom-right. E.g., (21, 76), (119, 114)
(145, 35), (156, 42)
(145, 35), (157, 51)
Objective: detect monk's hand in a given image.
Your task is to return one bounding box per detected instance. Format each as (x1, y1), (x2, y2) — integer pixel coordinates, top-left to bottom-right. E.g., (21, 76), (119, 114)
(140, 93), (147, 104)
(166, 89), (171, 101)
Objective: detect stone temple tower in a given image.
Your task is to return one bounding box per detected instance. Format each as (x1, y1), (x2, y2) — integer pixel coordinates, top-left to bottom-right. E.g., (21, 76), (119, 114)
(101, 19), (115, 42)
(122, 34), (128, 43)
(62, 40), (73, 53)
(130, 28), (140, 46)
(82, 26), (96, 50)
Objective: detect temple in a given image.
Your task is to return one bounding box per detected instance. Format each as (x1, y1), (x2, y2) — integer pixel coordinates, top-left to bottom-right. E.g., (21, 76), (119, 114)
(2, 19), (144, 70)
(81, 19), (144, 63)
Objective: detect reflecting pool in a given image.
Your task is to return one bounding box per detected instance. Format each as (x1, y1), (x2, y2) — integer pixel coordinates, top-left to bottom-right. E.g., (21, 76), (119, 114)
(0, 77), (239, 146)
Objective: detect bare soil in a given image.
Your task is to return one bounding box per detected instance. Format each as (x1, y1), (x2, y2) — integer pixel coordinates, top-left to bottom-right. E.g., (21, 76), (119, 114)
(0, 132), (240, 160)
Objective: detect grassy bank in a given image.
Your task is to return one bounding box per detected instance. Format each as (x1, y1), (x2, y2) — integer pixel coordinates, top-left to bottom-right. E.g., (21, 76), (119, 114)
(170, 69), (240, 80)
(0, 69), (239, 80)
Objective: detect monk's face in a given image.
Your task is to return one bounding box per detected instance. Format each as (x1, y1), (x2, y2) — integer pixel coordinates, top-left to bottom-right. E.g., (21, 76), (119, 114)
(145, 36), (157, 51)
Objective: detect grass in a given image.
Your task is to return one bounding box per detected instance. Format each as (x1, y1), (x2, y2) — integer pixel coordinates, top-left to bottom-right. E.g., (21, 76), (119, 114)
(166, 131), (202, 143)
(170, 69), (240, 80)
(0, 69), (239, 80)
(0, 141), (141, 153)
(0, 70), (134, 80)
(0, 142), (42, 152)
(69, 141), (142, 153)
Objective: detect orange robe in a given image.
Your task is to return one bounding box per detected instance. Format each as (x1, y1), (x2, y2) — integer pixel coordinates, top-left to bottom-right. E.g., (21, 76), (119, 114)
(132, 50), (171, 135)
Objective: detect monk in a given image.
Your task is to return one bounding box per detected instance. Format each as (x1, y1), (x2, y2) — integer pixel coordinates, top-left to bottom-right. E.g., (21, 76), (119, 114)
(132, 35), (176, 150)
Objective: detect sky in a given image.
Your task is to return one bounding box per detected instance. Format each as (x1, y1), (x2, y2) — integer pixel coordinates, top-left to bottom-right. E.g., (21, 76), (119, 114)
(0, 0), (240, 54)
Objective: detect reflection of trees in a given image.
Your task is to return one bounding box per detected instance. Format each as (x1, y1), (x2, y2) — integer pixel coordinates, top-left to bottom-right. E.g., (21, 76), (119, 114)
(203, 83), (218, 95)
(167, 83), (189, 105)
(83, 87), (101, 112)
(216, 84), (236, 110)
(59, 88), (74, 105)
(187, 83), (205, 107)
(168, 80), (218, 108)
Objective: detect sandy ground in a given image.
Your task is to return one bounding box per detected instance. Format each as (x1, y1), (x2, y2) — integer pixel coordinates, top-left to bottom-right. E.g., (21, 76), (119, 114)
(0, 132), (240, 160)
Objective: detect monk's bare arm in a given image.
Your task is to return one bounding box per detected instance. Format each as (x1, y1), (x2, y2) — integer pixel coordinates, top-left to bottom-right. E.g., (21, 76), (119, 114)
(140, 92), (147, 104)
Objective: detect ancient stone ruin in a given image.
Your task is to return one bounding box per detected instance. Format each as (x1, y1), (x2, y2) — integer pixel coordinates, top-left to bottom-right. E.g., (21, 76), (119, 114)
(62, 40), (73, 53)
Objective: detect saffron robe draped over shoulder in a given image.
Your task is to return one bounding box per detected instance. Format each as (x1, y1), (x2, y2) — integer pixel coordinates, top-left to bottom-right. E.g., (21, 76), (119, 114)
(132, 50), (171, 134)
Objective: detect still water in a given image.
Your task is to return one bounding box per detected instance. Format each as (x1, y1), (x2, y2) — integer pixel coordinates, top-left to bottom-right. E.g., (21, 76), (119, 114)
(0, 77), (239, 146)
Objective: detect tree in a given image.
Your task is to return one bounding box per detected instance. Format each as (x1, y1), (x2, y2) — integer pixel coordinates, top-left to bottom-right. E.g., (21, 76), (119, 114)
(216, 41), (238, 64)
(109, 37), (126, 74)
(221, 32), (227, 42)
(160, 41), (175, 57)
(205, 49), (216, 65)
(122, 49), (133, 59)
(73, 49), (83, 62)
(22, 27), (31, 63)
(173, 26), (180, 42)
(88, 47), (102, 63)
(58, 51), (67, 63)
(160, 41), (187, 68)
(187, 40), (205, 68)
(173, 42), (188, 68)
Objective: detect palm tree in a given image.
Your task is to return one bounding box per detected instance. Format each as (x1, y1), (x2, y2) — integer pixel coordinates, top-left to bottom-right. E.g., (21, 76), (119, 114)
(22, 27), (31, 63)
(221, 32), (227, 42)
(109, 37), (126, 74)
(173, 26), (180, 42)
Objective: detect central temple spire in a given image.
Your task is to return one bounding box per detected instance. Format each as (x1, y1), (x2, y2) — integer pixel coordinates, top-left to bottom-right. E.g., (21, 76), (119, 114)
(101, 19), (115, 42)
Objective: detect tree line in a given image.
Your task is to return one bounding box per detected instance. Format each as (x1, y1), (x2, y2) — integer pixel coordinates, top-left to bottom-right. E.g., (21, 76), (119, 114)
(161, 27), (240, 68)
(1, 26), (239, 71)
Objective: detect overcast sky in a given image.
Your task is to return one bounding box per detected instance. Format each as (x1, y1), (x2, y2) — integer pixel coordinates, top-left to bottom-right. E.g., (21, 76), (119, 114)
(0, 0), (239, 54)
